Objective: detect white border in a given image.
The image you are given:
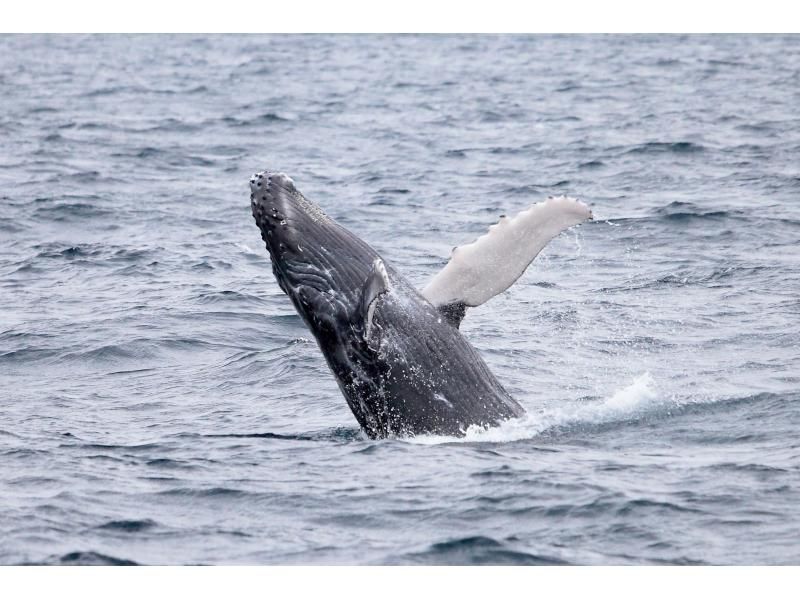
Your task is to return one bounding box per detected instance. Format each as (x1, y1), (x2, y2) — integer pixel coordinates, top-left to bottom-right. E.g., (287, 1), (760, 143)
(2, 0), (800, 33)
(2, 3), (799, 593)
(2, 566), (800, 598)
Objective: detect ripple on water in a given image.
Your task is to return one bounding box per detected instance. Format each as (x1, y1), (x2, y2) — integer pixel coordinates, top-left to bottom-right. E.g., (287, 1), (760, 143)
(96, 519), (158, 533)
(54, 551), (139, 566)
(399, 536), (569, 565)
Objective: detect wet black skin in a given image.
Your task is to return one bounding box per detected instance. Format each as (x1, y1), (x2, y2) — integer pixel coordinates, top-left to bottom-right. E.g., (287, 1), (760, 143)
(250, 171), (525, 438)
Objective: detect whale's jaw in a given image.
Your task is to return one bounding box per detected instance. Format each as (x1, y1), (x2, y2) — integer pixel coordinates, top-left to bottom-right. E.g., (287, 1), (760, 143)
(250, 170), (391, 433)
(250, 170), (378, 331)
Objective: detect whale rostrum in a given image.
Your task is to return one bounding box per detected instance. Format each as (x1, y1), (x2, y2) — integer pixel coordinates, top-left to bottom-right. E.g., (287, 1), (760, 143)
(250, 171), (592, 439)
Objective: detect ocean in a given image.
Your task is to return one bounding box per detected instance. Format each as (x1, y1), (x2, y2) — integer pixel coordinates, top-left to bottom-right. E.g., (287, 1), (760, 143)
(1, 34), (798, 564)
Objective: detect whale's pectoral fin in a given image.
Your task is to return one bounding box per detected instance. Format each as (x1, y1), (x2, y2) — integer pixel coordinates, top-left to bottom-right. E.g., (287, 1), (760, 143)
(359, 258), (391, 350)
(421, 196), (593, 328)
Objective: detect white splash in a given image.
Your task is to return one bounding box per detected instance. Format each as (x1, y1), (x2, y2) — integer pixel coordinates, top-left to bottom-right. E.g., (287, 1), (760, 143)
(407, 372), (663, 445)
(421, 196), (593, 309)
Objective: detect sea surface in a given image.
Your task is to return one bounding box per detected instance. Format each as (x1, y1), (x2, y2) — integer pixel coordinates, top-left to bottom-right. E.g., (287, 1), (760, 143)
(1, 34), (799, 565)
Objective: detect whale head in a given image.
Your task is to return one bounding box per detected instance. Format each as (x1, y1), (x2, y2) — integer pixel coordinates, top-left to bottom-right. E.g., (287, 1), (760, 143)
(249, 170), (529, 438)
(250, 170), (378, 336)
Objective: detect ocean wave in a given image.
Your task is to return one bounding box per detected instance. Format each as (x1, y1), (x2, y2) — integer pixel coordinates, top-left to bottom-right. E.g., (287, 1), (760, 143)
(623, 141), (706, 155)
(407, 373), (667, 445)
(193, 289), (269, 306)
(32, 201), (112, 221)
(195, 426), (363, 443)
(53, 551), (138, 565)
(598, 264), (777, 293)
(653, 201), (744, 221)
(399, 536), (568, 565)
(96, 519), (157, 533)
(156, 487), (249, 499)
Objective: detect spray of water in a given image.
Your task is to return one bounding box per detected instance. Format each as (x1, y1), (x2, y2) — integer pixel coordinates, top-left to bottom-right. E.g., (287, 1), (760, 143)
(408, 372), (662, 445)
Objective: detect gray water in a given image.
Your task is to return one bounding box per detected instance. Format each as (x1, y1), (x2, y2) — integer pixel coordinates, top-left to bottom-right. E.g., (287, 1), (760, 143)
(1, 34), (799, 565)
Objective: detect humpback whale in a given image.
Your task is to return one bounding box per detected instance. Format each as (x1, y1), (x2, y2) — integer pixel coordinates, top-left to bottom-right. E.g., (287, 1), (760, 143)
(250, 171), (592, 439)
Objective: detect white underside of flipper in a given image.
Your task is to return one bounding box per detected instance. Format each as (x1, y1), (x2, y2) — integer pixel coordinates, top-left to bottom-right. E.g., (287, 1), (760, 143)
(421, 196), (593, 308)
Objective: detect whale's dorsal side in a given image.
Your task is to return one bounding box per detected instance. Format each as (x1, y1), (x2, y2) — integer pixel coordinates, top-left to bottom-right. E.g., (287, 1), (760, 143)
(421, 196), (593, 327)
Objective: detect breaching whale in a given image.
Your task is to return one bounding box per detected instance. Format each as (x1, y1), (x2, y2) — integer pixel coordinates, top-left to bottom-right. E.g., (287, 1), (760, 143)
(250, 171), (592, 439)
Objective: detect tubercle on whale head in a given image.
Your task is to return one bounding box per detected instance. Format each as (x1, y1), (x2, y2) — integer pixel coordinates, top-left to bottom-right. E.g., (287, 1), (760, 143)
(249, 170), (357, 332)
(248, 169), (385, 308)
(250, 170), (289, 228)
(250, 170), (331, 240)
(250, 170), (306, 259)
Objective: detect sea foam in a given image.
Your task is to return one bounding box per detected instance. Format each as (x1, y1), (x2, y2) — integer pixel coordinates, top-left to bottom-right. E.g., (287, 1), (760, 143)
(409, 372), (662, 445)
